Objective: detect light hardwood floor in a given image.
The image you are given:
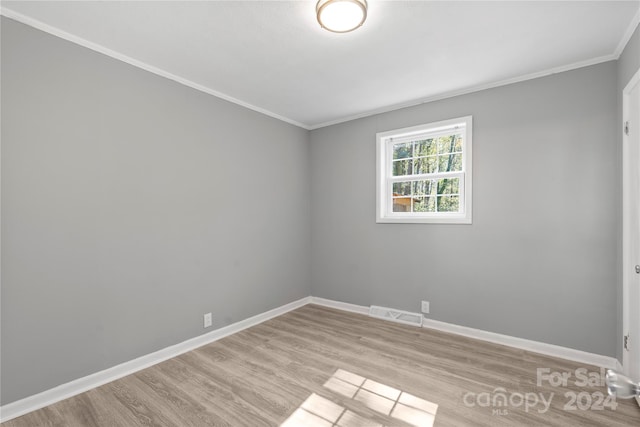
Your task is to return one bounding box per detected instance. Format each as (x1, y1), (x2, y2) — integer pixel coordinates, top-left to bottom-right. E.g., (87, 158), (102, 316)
(3, 304), (640, 426)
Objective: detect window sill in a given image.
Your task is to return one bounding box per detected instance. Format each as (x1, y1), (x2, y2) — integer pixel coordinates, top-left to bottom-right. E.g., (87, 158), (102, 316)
(376, 214), (472, 224)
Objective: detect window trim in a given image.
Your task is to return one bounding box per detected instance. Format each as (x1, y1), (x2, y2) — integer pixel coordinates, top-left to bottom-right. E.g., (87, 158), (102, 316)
(376, 116), (472, 224)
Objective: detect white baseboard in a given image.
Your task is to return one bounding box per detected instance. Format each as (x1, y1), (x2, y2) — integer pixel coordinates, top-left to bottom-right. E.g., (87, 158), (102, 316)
(309, 296), (369, 315)
(0, 296), (312, 423)
(420, 317), (619, 370)
(1, 295), (622, 422)
(310, 297), (620, 371)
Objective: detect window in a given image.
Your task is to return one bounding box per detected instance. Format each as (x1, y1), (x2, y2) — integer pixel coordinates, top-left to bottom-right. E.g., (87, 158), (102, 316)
(376, 116), (472, 224)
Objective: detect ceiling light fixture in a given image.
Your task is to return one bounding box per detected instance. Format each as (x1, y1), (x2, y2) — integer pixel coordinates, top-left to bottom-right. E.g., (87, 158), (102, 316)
(316, 0), (368, 33)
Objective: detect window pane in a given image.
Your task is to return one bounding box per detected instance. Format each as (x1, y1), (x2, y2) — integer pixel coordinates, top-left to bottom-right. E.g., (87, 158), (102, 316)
(437, 195), (460, 212)
(392, 181), (411, 196)
(437, 134), (462, 154)
(392, 159), (412, 176)
(393, 142), (412, 159)
(414, 156), (437, 174)
(412, 180), (436, 196)
(392, 197), (412, 212)
(413, 197), (436, 212)
(437, 178), (459, 195)
(437, 136), (453, 154)
(453, 135), (463, 152)
(415, 139), (437, 157)
(438, 153), (462, 172)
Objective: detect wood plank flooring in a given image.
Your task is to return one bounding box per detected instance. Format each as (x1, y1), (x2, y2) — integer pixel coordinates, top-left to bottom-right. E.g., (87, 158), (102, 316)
(3, 304), (640, 426)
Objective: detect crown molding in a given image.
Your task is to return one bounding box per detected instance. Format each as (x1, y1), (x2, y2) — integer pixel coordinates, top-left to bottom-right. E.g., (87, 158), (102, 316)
(308, 53), (617, 130)
(613, 5), (640, 58)
(2, 4), (636, 132)
(0, 7), (312, 130)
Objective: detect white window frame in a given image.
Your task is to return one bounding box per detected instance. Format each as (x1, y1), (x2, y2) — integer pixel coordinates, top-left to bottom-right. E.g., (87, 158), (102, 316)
(376, 116), (472, 224)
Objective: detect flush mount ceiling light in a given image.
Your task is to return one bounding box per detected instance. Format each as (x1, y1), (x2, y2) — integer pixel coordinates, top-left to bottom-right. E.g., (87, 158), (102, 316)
(316, 0), (368, 33)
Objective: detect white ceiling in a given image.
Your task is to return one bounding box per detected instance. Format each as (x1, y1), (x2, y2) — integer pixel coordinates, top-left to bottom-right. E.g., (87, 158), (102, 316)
(2, 1), (639, 129)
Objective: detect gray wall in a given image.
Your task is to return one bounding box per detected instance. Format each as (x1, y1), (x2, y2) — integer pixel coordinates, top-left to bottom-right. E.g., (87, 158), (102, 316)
(310, 61), (619, 357)
(1, 17), (311, 405)
(619, 25), (640, 89)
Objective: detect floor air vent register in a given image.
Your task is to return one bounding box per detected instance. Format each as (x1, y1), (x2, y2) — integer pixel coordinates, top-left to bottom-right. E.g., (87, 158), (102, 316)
(369, 306), (423, 327)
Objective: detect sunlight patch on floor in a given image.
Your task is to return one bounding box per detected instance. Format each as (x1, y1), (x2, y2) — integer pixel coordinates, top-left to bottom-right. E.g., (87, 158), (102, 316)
(280, 369), (437, 427)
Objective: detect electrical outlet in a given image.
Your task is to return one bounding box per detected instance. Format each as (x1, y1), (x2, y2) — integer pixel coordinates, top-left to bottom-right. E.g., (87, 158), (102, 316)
(421, 301), (430, 314)
(204, 312), (212, 328)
